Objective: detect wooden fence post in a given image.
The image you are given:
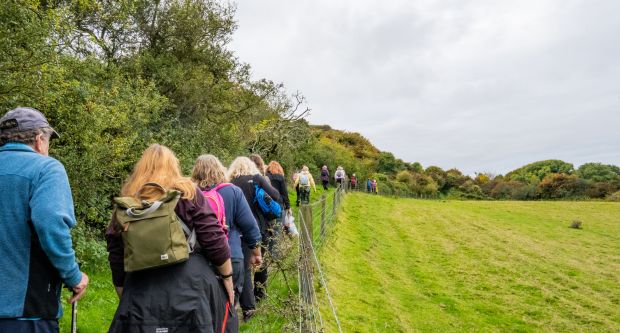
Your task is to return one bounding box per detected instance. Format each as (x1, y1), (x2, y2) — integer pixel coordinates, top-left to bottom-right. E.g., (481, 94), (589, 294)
(299, 204), (313, 304)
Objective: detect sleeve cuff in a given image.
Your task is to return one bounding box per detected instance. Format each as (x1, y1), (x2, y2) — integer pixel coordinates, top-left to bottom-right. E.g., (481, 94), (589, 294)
(64, 266), (82, 288)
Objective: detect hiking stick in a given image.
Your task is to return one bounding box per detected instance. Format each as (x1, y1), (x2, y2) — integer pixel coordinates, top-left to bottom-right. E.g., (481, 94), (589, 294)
(71, 294), (77, 333)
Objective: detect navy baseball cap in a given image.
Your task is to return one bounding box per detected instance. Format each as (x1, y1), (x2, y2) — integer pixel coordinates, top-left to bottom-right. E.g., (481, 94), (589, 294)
(0, 107), (59, 139)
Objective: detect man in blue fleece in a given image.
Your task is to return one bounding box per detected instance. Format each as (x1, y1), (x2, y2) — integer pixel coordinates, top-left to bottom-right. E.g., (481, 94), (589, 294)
(0, 107), (89, 332)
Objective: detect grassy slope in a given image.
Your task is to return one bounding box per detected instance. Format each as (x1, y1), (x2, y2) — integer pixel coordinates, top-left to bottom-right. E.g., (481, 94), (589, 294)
(320, 193), (620, 332)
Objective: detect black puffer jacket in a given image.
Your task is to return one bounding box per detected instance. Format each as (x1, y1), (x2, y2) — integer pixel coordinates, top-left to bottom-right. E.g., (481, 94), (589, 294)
(267, 172), (290, 210)
(230, 174), (281, 234)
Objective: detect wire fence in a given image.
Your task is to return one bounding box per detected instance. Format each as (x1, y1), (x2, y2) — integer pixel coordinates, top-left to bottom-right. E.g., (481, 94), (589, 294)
(296, 187), (346, 333)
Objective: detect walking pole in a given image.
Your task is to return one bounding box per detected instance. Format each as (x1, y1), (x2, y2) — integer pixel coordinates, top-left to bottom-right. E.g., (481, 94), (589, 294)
(71, 293), (77, 333)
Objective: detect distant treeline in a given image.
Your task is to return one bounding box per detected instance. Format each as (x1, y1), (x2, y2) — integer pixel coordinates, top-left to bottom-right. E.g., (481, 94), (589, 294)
(310, 127), (620, 202)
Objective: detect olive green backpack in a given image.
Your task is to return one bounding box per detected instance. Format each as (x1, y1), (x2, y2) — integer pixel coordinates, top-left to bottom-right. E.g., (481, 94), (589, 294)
(113, 183), (196, 272)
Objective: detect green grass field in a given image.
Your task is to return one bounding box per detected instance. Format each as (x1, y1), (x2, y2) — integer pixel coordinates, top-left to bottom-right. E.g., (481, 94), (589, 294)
(318, 193), (620, 332)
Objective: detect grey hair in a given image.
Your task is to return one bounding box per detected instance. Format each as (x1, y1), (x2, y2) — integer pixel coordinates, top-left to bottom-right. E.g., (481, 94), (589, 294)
(0, 127), (53, 146)
(191, 154), (228, 188)
(227, 156), (260, 179)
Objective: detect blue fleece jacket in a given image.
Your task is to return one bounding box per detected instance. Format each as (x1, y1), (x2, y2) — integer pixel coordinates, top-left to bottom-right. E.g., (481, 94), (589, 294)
(215, 185), (261, 259)
(0, 143), (81, 319)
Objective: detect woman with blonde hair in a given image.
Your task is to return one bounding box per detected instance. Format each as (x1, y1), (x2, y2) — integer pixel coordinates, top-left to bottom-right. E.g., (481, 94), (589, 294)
(227, 156), (281, 320)
(106, 144), (235, 333)
(191, 155), (262, 313)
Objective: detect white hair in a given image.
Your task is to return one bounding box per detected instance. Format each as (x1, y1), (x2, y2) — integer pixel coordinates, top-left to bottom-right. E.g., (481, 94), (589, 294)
(227, 156), (260, 179)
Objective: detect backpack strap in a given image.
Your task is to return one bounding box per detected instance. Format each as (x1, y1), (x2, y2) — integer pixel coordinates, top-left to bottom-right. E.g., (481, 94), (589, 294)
(213, 183), (232, 191)
(180, 221), (196, 253)
(126, 201), (163, 217)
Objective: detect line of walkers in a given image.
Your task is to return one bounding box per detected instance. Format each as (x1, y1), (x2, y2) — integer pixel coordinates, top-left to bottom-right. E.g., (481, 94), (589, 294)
(292, 164), (379, 202)
(0, 107), (299, 333)
(105, 148), (295, 332)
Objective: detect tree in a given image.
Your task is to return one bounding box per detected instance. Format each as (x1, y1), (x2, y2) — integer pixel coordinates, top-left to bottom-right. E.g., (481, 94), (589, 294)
(506, 160), (574, 183)
(445, 168), (470, 191)
(424, 166), (447, 191)
(474, 173), (491, 185)
(411, 173), (438, 196)
(577, 163), (620, 186)
(410, 162), (423, 173)
(489, 180), (535, 200)
(376, 151), (406, 175)
(536, 173), (589, 199)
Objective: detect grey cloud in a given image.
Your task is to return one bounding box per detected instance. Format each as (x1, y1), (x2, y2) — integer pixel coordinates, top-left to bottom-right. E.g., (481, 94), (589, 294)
(230, 0), (620, 175)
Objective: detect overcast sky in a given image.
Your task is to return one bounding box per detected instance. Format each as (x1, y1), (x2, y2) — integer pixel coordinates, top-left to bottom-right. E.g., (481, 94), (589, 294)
(229, 0), (620, 175)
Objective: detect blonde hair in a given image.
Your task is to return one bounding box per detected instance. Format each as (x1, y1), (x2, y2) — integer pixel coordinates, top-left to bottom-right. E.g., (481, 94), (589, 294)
(249, 154), (266, 175)
(302, 165), (309, 172)
(228, 156), (260, 179)
(121, 144), (195, 200)
(191, 154), (228, 188)
(266, 160), (284, 175)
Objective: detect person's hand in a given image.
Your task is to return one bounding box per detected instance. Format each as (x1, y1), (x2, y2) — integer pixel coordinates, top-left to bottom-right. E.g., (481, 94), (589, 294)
(69, 272), (89, 304)
(222, 276), (234, 305)
(250, 247), (263, 267)
(251, 254), (263, 267)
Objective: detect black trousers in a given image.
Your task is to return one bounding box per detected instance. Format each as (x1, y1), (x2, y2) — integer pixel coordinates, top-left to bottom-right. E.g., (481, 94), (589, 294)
(253, 244), (268, 301)
(240, 245), (256, 311)
(299, 186), (311, 204)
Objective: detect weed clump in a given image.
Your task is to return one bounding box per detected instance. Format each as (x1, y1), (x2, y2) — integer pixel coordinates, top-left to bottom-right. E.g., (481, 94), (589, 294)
(570, 220), (583, 229)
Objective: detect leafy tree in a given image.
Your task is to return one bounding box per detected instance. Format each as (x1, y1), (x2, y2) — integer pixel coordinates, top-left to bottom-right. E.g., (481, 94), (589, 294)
(474, 173), (491, 185)
(577, 163), (620, 186)
(536, 173), (589, 199)
(410, 162), (424, 173)
(455, 180), (485, 200)
(0, 0), (59, 103)
(424, 166), (447, 191)
(506, 160), (574, 183)
(395, 170), (414, 186)
(411, 173), (438, 196)
(376, 151), (406, 175)
(445, 168), (470, 191)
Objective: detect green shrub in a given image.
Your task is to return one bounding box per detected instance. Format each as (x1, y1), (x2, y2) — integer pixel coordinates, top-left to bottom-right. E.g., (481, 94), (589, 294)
(72, 224), (108, 273)
(607, 191), (620, 202)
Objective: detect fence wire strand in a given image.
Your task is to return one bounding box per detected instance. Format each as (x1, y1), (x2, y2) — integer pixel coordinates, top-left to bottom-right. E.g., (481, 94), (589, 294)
(296, 189), (345, 333)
